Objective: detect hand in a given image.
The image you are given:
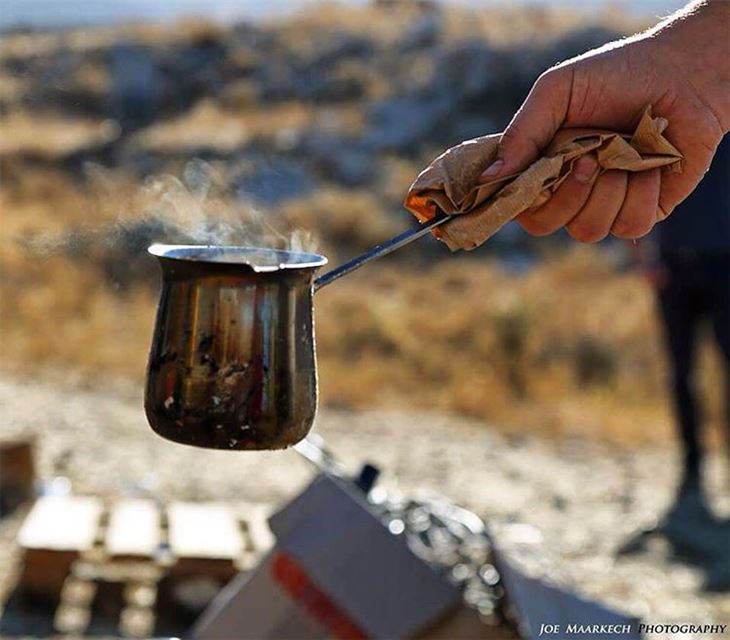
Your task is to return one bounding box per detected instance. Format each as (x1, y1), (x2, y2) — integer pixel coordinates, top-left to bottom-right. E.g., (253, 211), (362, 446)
(479, 0), (729, 242)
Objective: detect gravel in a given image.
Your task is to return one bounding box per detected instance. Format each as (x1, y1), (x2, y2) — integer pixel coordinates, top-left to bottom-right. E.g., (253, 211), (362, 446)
(1, 370), (728, 638)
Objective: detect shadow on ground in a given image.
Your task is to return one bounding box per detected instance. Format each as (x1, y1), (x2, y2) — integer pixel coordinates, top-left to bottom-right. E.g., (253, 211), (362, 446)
(619, 486), (730, 592)
(0, 586), (190, 638)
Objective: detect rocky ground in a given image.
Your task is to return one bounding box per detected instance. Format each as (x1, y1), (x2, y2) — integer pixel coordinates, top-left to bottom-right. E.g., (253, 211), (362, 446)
(0, 370), (728, 638)
(3, 6), (728, 638)
(0, 4), (634, 250)
(4, 3), (705, 451)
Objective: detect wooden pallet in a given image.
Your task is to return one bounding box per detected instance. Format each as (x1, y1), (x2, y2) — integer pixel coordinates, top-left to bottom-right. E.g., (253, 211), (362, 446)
(14, 495), (274, 637)
(0, 437), (35, 515)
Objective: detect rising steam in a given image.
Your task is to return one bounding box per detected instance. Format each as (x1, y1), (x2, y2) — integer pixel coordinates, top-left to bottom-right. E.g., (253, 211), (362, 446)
(27, 159), (319, 258)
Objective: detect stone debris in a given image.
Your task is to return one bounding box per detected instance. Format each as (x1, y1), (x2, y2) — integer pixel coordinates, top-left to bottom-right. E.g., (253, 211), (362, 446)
(0, 371), (727, 634)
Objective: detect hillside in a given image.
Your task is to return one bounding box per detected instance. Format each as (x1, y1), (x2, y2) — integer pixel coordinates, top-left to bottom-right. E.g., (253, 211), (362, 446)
(0, 2), (725, 443)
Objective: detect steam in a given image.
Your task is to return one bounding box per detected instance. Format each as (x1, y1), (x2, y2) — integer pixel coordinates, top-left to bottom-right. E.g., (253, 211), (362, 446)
(132, 158), (318, 251)
(27, 159), (319, 258)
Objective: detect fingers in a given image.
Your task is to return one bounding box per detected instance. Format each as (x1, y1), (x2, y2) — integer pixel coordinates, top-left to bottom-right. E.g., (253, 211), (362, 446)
(566, 170), (627, 243)
(611, 168), (661, 239)
(656, 127), (719, 221)
(516, 154), (598, 236)
(518, 164), (663, 242)
(480, 67), (573, 181)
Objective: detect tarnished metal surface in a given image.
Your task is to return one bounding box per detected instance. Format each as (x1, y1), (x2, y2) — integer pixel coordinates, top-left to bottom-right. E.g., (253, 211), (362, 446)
(145, 245), (327, 450)
(312, 211), (451, 291)
(145, 214), (449, 451)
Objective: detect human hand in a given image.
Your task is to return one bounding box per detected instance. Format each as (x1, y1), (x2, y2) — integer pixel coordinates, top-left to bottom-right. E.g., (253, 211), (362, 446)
(480, 0), (729, 242)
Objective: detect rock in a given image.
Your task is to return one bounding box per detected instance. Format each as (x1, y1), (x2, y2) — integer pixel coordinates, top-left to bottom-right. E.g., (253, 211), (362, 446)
(309, 32), (375, 68)
(361, 41), (497, 152)
(397, 7), (443, 53)
(364, 93), (454, 153)
(229, 23), (275, 50)
(109, 43), (164, 130)
(433, 41), (495, 102)
(259, 60), (366, 103)
(298, 132), (374, 187)
(257, 30), (371, 104)
(173, 40), (228, 81)
(158, 40), (228, 118)
(301, 69), (366, 103)
(232, 154), (313, 205)
(14, 47), (109, 118)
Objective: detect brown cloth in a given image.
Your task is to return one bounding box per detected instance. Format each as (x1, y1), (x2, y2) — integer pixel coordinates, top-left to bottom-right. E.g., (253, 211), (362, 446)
(404, 107), (683, 251)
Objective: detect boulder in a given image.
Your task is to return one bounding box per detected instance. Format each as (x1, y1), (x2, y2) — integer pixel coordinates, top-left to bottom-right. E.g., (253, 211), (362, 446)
(233, 154), (314, 205)
(299, 132), (375, 187)
(397, 8), (443, 53)
(109, 43), (164, 130)
(364, 92), (455, 153)
(433, 41), (495, 102)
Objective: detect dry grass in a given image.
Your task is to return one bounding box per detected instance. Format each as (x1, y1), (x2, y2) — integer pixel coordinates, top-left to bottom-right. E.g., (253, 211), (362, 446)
(1, 168), (725, 446)
(129, 99), (364, 154)
(0, 3), (639, 61)
(0, 112), (118, 157)
(0, 18), (226, 60)
(0, 5), (723, 448)
(269, 2), (644, 47)
(129, 100), (326, 153)
(316, 254), (725, 445)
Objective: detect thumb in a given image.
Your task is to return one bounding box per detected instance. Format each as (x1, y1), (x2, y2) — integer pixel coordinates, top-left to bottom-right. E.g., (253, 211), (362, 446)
(480, 68), (572, 182)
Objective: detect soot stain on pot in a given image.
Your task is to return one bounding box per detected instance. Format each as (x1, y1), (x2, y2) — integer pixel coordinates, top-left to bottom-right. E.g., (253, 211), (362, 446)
(198, 333), (218, 370)
(150, 350), (279, 449)
(146, 249), (320, 450)
(198, 333), (214, 352)
(222, 362), (250, 377)
(149, 349), (178, 372)
(200, 353), (219, 372)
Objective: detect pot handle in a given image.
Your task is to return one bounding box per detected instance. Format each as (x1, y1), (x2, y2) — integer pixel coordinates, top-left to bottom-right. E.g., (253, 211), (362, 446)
(313, 210), (452, 292)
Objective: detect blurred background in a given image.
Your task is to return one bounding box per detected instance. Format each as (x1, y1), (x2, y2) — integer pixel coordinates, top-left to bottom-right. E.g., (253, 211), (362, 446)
(0, 0), (727, 638)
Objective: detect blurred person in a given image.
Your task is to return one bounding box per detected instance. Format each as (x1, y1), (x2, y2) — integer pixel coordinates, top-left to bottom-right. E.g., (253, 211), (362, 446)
(476, 0), (729, 243)
(456, 0), (730, 589)
(450, 0), (730, 481)
(638, 136), (729, 493)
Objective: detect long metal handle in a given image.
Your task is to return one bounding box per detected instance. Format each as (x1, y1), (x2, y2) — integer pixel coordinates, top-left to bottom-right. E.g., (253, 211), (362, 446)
(293, 434), (346, 477)
(313, 211), (452, 292)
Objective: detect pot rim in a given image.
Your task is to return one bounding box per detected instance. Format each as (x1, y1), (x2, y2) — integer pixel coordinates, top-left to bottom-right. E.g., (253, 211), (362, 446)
(148, 243), (328, 273)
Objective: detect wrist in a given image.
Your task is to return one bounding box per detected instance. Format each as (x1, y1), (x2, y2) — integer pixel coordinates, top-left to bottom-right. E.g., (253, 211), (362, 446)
(650, 1), (730, 132)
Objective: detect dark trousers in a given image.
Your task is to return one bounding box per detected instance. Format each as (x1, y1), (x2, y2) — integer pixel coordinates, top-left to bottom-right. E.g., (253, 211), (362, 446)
(657, 250), (730, 477)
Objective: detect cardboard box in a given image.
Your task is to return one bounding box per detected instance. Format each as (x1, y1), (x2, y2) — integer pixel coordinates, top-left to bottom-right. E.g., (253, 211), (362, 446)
(194, 474), (640, 640)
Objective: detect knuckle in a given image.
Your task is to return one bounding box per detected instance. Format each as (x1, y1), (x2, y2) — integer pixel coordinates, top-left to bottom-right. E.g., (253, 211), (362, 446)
(500, 126), (521, 146)
(501, 125), (541, 160)
(537, 66), (569, 91)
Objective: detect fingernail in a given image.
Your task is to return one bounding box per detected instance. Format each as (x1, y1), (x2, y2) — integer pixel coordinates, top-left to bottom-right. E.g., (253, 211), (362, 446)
(480, 158), (504, 180)
(573, 155), (598, 184)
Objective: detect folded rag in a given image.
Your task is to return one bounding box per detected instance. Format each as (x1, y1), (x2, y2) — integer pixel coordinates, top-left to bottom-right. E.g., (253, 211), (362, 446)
(404, 106), (683, 251)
